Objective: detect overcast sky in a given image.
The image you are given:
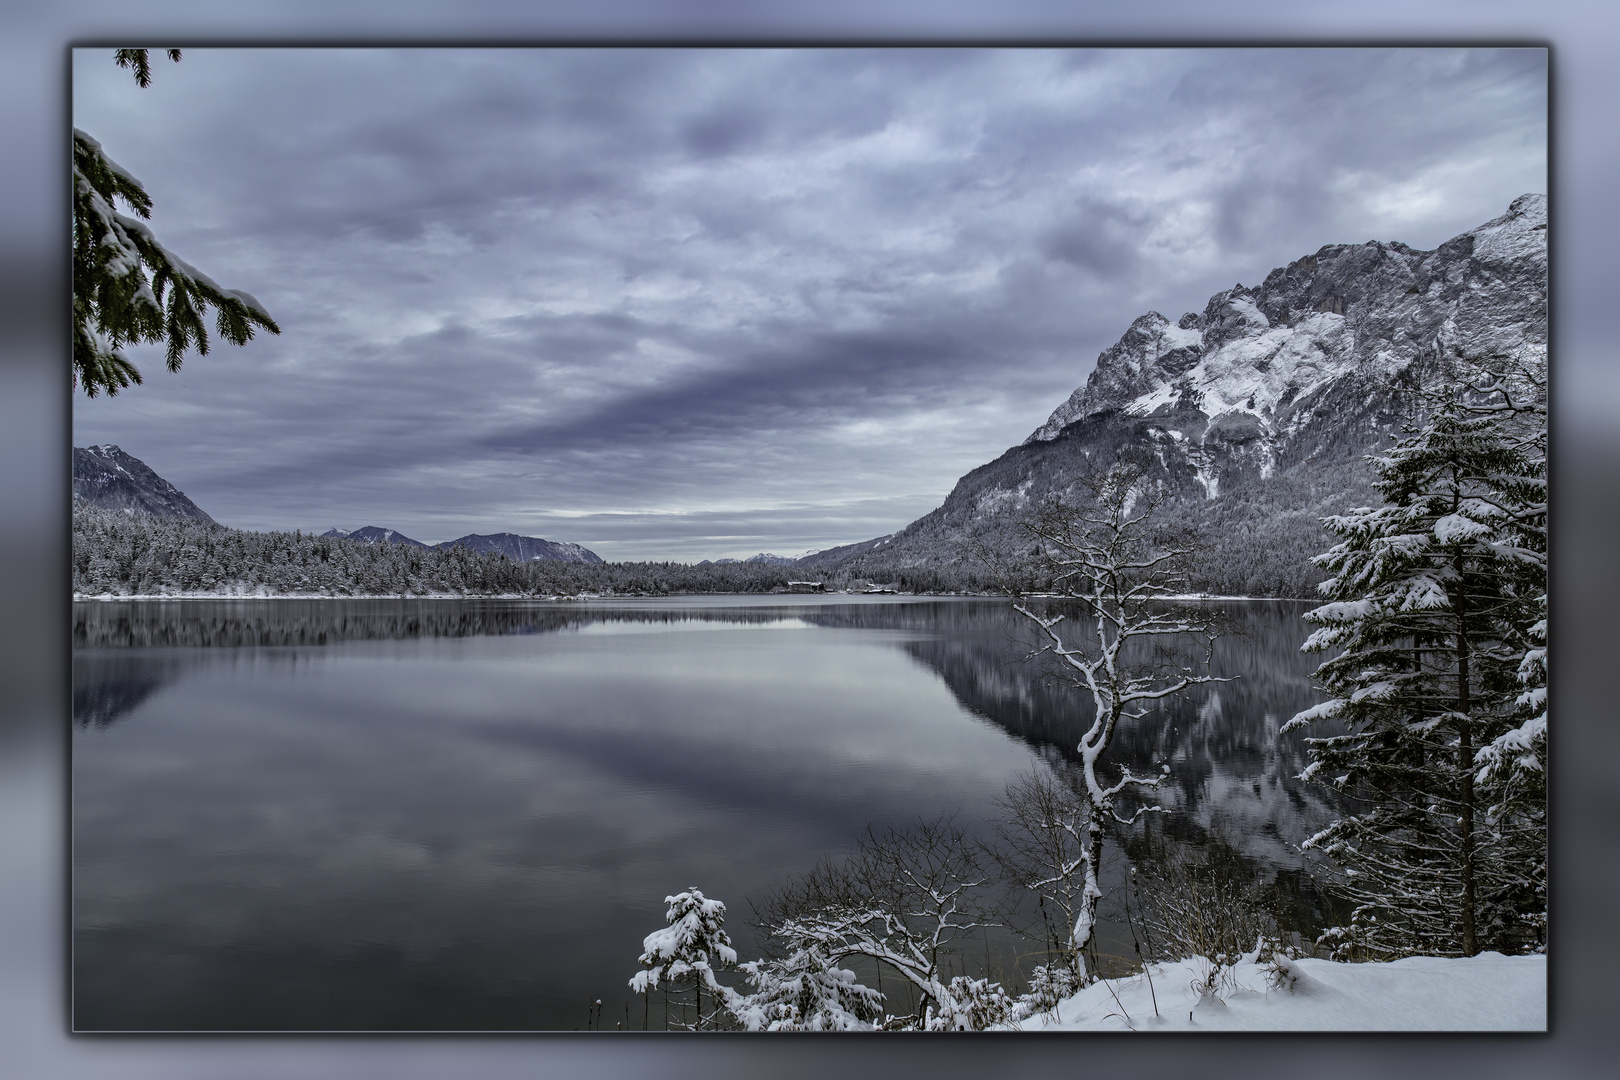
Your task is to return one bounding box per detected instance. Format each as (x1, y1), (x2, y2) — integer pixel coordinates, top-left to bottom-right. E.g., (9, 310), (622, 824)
(71, 47), (1546, 561)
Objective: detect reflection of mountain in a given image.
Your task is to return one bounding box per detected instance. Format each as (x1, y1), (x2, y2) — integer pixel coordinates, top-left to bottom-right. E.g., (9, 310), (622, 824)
(801, 600), (1344, 864)
(73, 654), (192, 730)
(74, 596), (1345, 939)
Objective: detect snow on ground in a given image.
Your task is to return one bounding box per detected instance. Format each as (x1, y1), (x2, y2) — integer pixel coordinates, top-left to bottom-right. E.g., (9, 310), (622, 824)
(1006, 952), (1545, 1032)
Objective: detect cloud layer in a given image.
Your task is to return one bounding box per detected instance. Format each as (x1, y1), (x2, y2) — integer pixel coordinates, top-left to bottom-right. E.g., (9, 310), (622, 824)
(72, 47), (1546, 560)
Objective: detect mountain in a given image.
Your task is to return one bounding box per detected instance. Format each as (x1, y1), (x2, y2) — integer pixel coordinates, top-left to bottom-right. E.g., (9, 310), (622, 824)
(819, 195), (1547, 596)
(70, 450), (600, 565)
(319, 526), (430, 548)
(436, 532), (603, 564)
(795, 533), (900, 570)
(72, 445), (217, 525)
(320, 527), (600, 562)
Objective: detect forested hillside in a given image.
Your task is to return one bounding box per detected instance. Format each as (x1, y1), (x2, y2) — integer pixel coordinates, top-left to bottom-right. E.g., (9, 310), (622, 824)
(72, 506), (803, 597)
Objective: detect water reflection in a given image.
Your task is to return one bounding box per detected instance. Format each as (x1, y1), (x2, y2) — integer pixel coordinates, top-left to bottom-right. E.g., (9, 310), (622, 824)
(73, 597), (1338, 1030)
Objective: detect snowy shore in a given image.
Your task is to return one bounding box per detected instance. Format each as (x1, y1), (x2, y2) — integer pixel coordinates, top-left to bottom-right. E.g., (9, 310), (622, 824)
(1005, 952), (1545, 1032)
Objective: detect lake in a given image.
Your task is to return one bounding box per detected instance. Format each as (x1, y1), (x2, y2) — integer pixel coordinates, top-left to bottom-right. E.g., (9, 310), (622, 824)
(72, 595), (1341, 1030)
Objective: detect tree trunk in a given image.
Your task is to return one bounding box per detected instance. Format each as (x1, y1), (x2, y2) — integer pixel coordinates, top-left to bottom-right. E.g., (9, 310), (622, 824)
(1455, 557), (1478, 957)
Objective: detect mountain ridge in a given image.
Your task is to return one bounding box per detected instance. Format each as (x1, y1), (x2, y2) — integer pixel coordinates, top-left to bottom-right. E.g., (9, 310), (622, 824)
(813, 195), (1547, 594)
(72, 445), (218, 525)
(319, 526), (602, 563)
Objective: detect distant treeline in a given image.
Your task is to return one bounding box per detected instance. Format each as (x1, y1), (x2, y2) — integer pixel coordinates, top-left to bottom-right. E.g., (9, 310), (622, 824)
(72, 506), (808, 598)
(73, 495), (1328, 599)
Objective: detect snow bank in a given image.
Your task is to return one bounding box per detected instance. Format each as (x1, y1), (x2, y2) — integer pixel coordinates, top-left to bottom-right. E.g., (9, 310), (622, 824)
(1005, 952), (1545, 1032)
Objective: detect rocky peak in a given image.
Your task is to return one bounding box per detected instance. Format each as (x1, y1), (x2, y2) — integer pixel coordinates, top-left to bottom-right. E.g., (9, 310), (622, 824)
(1025, 195), (1546, 447)
(72, 444), (217, 524)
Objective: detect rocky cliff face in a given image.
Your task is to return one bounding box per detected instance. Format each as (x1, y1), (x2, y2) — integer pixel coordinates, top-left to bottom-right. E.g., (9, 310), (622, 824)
(1026, 194), (1546, 490)
(72, 445), (218, 525)
(826, 196), (1547, 596)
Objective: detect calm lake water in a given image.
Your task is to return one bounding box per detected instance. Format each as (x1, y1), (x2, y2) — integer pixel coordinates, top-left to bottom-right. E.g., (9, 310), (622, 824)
(72, 595), (1340, 1031)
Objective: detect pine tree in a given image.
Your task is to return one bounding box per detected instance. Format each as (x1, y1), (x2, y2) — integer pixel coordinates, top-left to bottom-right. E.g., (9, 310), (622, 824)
(730, 943), (884, 1031)
(628, 888), (738, 1030)
(74, 49), (279, 396)
(1284, 356), (1546, 959)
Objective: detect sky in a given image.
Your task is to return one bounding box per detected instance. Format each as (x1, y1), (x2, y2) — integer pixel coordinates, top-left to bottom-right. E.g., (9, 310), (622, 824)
(71, 46), (1547, 562)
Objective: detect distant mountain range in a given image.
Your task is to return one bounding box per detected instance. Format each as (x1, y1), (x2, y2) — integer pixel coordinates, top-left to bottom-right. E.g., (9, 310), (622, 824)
(313, 526), (604, 565)
(70, 448), (602, 565)
(697, 553), (799, 566)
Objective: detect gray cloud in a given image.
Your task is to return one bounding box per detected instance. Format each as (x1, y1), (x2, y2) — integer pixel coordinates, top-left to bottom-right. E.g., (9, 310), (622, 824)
(71, 47), (1546, 559)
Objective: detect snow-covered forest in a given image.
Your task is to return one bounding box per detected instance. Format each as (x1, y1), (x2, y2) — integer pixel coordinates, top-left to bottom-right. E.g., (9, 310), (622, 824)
(71, 507), (811, 597)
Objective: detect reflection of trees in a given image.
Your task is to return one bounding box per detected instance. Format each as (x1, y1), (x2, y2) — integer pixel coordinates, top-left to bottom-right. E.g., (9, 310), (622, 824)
(73, 598), (820, 648)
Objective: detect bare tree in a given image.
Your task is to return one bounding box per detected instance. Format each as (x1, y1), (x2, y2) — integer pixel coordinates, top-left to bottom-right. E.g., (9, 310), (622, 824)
(988, 765), (1092, 980)
(1004, 459), (1225, 983)
(751, 816), (999, 1030)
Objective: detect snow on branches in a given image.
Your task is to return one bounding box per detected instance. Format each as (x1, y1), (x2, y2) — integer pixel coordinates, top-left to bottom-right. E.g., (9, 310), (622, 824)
(998, 459), (1225, 980)
(750, 816), (1000, 1030)
(731, 944), (884, 1032)
(1285, 351), (1546, 959)
(629, 888), (738, 1030)
(73, 51), (279, 397)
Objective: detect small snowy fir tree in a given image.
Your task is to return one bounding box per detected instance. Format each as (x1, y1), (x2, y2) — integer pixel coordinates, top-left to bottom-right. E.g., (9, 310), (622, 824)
(1284, 355), (1546, 959)
(629, 888), (738, 1030)
(1011, 963), (1081, 1021)
(927, 976), (1016, 1031)
(74, 49), (279, 397)
(730, 943), (884, 1031)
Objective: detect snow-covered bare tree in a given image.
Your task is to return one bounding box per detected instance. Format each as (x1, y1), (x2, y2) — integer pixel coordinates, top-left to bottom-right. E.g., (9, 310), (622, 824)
(751, 816), (1001, 1030)
(629, 888), (738, 1030)
(1002, 459), (1224, 983)
(1131, 840), (1277, 971)
(1283, 353), (1546, 959)
(74, 49), (280, 397)
(987, 766), (1093, 980)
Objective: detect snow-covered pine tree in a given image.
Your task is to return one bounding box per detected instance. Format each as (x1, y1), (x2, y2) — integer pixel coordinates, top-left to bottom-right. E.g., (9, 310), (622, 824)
(730, 943), (884, 1031)
(1284, 355), (1546, 959)
(74, 50), (279, 397)
(628, 888), (738, 1030)
(1461, 356), (1548, 953)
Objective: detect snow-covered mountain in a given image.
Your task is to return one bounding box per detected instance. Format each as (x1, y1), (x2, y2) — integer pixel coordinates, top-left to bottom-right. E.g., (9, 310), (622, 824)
(72, 445), (218, 525)
(320, 526), (430, 548)
(1025, 193), (1546, 479)
(69, 451), (601, 564)
(319, 526), (601, 562)
(435, 532), (603, 564)
(821, 195), (1547, 595)
(698, 552), (801, 566)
